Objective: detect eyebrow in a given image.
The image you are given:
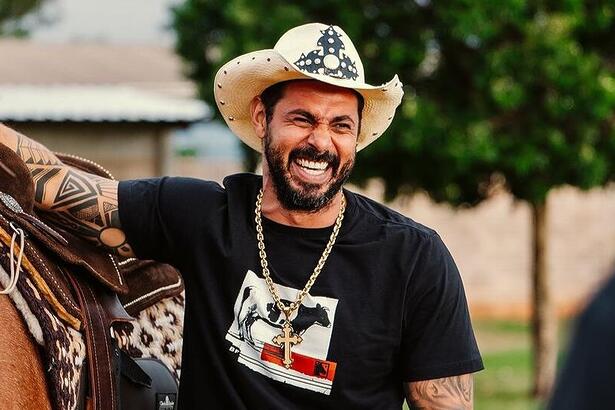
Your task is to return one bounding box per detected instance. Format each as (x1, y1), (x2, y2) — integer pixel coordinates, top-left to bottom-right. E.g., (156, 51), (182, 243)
(286, 109), (356, 125)
(331, 115), (355, 125)
(286, 109), (317, 122)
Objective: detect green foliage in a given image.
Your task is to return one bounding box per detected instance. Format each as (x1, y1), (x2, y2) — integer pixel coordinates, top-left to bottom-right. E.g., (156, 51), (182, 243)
(172, 0), (615, 206)
(0, 0), (46, 35)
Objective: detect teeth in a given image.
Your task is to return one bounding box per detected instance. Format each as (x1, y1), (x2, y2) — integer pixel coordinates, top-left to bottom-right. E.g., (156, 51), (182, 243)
(296, 158), (328, 170)
(303, 167), (325, 176)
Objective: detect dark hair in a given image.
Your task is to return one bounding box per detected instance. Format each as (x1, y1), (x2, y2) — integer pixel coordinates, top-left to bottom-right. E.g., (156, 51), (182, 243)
(260, 80), (364, 133)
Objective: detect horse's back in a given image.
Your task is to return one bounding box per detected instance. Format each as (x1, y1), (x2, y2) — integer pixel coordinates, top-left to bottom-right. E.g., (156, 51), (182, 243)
(0, 295), (52, 410)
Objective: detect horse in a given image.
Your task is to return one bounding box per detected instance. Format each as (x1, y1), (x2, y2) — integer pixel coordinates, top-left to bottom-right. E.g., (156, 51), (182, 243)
(0, 141), (185, 410)
(0, 293), (52, 410)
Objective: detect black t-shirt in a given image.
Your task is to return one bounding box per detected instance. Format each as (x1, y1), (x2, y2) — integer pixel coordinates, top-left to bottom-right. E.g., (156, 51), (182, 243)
(118, 173), (483, 409)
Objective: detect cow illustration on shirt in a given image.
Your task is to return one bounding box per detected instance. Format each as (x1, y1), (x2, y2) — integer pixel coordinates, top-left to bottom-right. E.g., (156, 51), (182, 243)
(237, 286), (331, 345)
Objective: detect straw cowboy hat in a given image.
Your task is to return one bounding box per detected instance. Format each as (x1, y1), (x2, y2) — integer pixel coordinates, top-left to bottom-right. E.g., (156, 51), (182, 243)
(214, 22), (404, 152)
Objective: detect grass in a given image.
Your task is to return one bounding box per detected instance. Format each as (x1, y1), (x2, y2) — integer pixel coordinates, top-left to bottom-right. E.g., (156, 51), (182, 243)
(475, 348), (541, 409)
(403, 319), (572, 410)
(474, 319), (542, 410)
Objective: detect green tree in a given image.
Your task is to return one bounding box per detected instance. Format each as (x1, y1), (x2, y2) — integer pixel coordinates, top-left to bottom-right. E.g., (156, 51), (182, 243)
(172, 0), (615, 399)
(0, 0), (48, 36)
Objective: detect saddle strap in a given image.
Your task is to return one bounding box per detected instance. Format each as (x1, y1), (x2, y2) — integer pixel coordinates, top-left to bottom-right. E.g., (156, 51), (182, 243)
(68, 275), (128, 410)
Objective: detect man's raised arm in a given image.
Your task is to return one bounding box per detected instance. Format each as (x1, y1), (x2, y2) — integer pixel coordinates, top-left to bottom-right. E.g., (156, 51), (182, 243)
(0, 123), (134, 257)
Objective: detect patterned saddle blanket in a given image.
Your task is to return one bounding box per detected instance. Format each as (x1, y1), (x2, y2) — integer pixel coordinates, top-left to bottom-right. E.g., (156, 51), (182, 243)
(0, 145), (184, 410)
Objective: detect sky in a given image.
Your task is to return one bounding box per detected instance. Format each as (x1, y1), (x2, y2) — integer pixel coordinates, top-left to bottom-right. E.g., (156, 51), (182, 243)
(30, 0), (181, 45)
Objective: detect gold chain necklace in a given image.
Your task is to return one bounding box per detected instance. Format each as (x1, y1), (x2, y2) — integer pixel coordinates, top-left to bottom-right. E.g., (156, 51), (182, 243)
(254, 188), (345, 368)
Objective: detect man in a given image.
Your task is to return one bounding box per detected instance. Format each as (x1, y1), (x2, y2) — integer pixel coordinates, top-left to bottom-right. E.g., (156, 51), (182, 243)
(0, 23), (482, 408)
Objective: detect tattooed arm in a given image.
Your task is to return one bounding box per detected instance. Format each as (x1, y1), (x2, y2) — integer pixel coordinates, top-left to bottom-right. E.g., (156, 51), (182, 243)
(405, 374), (474, 410)
(0, 123), (134, 257)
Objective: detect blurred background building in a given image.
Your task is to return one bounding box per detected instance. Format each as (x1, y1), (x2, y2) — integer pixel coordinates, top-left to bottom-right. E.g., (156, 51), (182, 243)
(0, 39), (209, 177)
(0, 0), (242, 180)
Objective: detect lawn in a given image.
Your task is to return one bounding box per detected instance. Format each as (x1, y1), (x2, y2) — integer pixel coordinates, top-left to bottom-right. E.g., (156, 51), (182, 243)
(474, 320), (543, 410)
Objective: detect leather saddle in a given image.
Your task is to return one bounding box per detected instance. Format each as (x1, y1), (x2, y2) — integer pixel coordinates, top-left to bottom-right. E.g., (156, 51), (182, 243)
(0, 144), (183, 410)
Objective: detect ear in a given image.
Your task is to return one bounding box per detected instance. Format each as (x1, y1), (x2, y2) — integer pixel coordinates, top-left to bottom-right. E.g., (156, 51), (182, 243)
(249, 96), (267, 140)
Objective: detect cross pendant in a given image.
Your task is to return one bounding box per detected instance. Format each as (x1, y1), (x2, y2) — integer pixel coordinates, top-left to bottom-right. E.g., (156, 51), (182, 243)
(272, 321), (303, 369)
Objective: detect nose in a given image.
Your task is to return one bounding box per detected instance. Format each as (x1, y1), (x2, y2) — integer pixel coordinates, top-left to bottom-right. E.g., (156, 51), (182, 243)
(306, 124), (333, 152)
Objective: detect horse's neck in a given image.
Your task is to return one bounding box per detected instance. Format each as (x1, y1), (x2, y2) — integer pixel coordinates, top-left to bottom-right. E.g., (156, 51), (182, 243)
(0, 296), (53, 410)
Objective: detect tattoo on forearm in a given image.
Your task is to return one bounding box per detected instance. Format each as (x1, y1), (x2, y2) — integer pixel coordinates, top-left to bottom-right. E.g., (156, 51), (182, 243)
(38, 170), (133, 256)
(407, 374), (473, 410)
(8, 130), (133, 256)
(16, 134), (63, 166)
(31, 167), (61, 203)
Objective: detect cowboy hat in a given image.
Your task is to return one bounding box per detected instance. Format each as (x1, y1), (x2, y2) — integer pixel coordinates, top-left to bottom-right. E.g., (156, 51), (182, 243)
(214, 22), (404, 152)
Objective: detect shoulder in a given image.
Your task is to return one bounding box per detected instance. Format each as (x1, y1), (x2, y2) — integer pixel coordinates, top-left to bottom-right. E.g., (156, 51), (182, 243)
(346, 189), (438, 241)
(222, 172), (261, 194)
(157, 173), (261, 202)
(118, 176), (228, 216)
(120, 176), (224, 195)
(345, 190), (458, 285)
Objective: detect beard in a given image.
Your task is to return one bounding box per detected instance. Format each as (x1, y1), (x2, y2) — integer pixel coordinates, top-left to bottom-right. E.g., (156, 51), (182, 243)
(263, 130), (355, 213)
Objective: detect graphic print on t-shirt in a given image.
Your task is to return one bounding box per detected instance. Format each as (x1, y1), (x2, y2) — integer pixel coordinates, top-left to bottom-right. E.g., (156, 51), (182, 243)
(225, 270), (339, 395)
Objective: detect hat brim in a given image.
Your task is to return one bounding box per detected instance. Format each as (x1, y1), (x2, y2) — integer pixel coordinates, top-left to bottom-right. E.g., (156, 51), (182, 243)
(214, 49), (403, 152)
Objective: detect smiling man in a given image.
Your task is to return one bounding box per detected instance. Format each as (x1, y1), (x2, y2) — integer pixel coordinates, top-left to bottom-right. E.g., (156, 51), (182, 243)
(257, 80), (359, 220)
(0, 23), (483, 409)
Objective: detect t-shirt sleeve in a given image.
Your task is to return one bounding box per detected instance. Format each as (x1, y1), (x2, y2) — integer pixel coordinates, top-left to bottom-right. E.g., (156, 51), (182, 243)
(400, 232), (484, 382)
(117, 177), (225, 266)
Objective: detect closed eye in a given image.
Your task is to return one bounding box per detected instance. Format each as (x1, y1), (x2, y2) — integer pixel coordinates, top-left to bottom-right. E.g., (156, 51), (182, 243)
(286, 109), (317, 126)
(292, 116), (313, 127)
(331, 115), (356, 132)
(333, 123), (352, 130)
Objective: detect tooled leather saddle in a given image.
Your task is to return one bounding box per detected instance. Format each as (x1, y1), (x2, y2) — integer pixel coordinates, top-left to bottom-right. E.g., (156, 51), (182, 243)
(0, 144), (183, 410)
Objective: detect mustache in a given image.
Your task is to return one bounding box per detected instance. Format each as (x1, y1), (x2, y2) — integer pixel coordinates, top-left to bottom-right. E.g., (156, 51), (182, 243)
(288, 146), (340, 170)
